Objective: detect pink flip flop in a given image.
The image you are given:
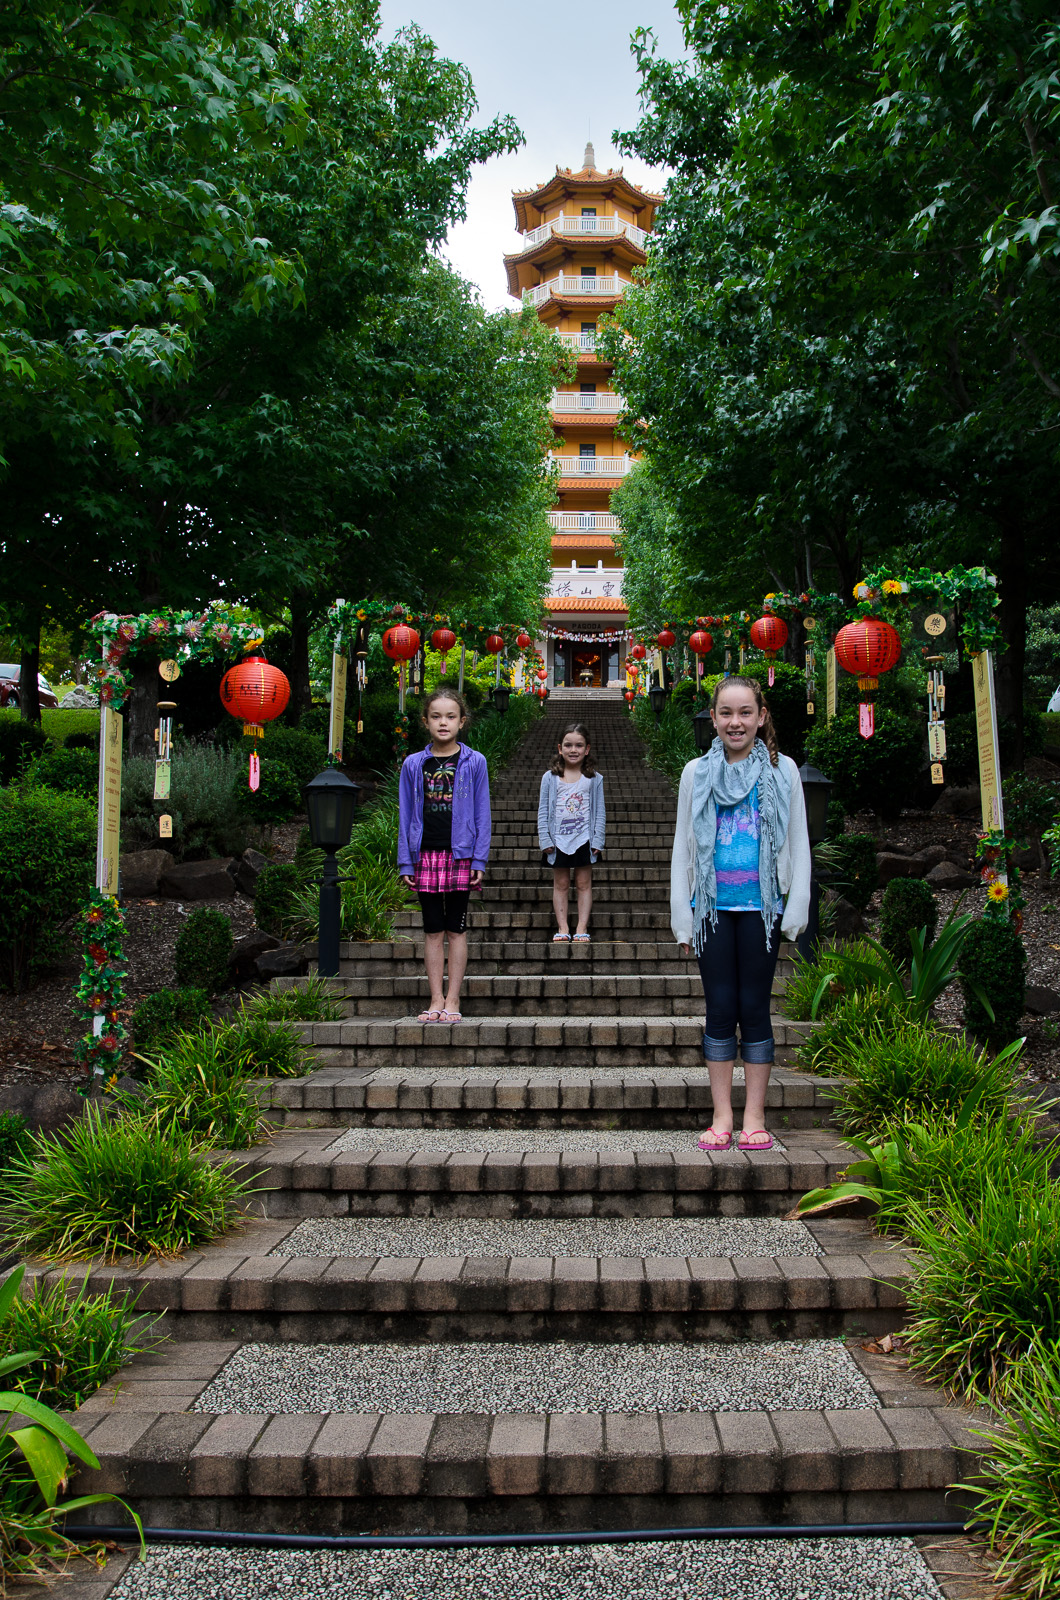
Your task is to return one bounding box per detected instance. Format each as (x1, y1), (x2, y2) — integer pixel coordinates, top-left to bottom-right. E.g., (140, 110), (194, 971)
(417, 1009), (444, 1024)
(697, 1128), (733, 1152)
(438, 1010), (463, 1023)
(738, 1130), (775, 1152)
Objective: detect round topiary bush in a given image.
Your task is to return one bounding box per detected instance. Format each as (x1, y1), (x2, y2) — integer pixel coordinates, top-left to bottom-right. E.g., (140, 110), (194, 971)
(131, 987), (210, 1054)
(805, 707), (925, 816)
(880, 878), (938, 967)
(174, 907), (233, 995)
(960, 918), (1028, 1045)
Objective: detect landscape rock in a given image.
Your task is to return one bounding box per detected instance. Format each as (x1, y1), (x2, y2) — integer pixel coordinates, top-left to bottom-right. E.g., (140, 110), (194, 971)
(255, 943), (309, 980)
(229, 931), (280, 985)
(59, 684), (99, 709)
(875, 851), (927, 886)
(160, 858), (237, 900)
(914, 844), (948, 870)
(826, 894), (868, 938)
(931, 785), (981, 816)
(120, 848), (172, 899)
(236, 848), (270, 897)
(1024, 985), (1060, 1017)
(0, 1082), (85, 1135)
(925, 859), (978, 889)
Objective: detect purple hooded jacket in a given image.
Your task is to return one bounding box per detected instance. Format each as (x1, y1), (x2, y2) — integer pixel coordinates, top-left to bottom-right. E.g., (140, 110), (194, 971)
(397, 744), (492, 875)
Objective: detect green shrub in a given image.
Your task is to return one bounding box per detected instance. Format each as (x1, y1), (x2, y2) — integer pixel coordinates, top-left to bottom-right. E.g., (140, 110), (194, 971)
(63, 731), (98, 752)
(969, 1334), (1060, 1598)
(238, 756), (301, 829)
(943, 708), (1045, 785)
(0, 1112), (34, 1205)
(783, 938), (880, 1020)
(879, 878), (937, 968)
(0, 1274), (151, 1410)
(212, 1013), (309, 1077)
(0, 1105), (252, 1260)
(733, 659), (811, 766)
(0, 719), (49, 786)
(820, 832), (878, 910)
(289, 853), (411, 943)
(870, 1111), (1052, 1235)
(960, 918), (1027, 1046)
(632, 696), (697, 789)
(27, 745), (97, 800)
(254, 861), (301, 936)
(829, 1023), (1023, 1138)
(905, 1177), (1060, 1400)
(243, 975), (343, 1023)
(121, 744), (248, 859)
(174, 907), (233, 994)
(1002, 770), (1060, 843)
(0, 788), (95, 989)
(136, 1033), (267, 1147)
(796, 986), (914, 1074)
(670, 677), (696, 705)
(131, 987), (210, 1053)
(258, 725), (326, 789)
(805, 707), (925, 816)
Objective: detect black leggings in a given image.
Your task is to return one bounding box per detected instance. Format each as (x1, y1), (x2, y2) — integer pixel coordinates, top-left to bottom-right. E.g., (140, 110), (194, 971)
(696, 911), (782, 1064)
(419, 891), (469, 935)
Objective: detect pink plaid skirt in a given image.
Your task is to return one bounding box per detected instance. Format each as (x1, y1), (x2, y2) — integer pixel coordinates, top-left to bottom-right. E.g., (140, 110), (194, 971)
(413, 851), (472, 894)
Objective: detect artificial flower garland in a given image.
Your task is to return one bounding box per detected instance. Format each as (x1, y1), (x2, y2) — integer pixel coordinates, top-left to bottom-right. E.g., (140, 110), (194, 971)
(853, 565), (1003, 655)
(73, 891), (128, 1080)
(89, 607), (264, 708)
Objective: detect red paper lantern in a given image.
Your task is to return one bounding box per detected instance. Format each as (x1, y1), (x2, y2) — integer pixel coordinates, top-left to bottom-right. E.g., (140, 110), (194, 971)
(516, 631), (532, 650)
(624, 689), (635, 704)
(749, 615), (789, 686)
(657, 629), (676, 650)
(220, 654), (290, 726)
(834, 618), (902, 739)
(629, 642), (647, 661)
(688, 630), (714, 656)
(537, 669), (548, 681)
(382, 624), (420, 661)
(484, 633), (505, 655)
(431, 627), (456, 657)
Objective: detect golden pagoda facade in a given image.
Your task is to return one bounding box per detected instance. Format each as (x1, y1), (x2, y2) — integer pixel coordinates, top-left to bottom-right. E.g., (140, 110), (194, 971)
(507, 144), (661, 688)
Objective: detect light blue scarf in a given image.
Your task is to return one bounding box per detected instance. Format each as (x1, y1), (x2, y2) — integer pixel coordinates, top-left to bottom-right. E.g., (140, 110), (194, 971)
(691, 737), (790, 952)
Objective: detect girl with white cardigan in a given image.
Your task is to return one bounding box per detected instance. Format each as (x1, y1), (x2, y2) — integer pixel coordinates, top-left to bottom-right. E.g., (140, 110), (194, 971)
(670, 676), (811, 1152)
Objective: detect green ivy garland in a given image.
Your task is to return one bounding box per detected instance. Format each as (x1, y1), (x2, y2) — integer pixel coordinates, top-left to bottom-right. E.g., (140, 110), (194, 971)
(853, 565), (1003, 654)
(89, 607), (263, 708)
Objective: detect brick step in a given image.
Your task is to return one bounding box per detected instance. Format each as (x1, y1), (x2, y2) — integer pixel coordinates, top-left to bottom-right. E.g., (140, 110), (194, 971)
(489, 848), (673, 863)
(39, 1217), (909, 1343)
(488, 817), (676, 832)
(486, 866), (671, 885)
(337, 941), (697, 976)
(70, 1342), (981, 1534)
(392, 909), (675, 931)
(256, 1064), (832, 1130)
(314, 975), (791, 1018)
(229, 1127), (844, 1216)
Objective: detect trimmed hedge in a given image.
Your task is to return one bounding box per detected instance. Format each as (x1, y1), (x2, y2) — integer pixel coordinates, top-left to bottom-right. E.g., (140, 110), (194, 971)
(0, 787), (95, 988)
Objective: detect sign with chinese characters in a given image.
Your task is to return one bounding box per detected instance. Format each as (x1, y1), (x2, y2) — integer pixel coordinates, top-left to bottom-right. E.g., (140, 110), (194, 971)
(330, 652), (348, 760)
(550, 568), (623, 600)
(96, 708), (123, 892)
(972, 651), (1004, 829)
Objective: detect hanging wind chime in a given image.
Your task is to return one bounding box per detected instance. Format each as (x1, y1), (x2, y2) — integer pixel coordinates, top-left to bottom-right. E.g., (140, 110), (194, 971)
(749, 614), (789, 687)
(803, 617), (817, 716)
(833, 618), (902, 738)
(354, 620), (370, 733)
(922, 611), (949, 783)
(219, 651), (291, 789)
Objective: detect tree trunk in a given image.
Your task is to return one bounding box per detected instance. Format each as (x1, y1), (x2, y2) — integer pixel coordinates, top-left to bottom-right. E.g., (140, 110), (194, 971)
(19, 626), (42, 725)
(125, 653), (162, 758)
(993, 510), (1027, 769)
(287, 596), (313, 723)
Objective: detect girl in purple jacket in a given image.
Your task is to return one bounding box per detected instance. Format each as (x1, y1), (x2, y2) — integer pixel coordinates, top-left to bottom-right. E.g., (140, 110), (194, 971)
(398, 689), (491, 1023)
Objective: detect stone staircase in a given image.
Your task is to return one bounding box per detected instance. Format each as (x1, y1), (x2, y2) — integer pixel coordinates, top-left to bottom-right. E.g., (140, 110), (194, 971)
(60, 697), (982, 1539)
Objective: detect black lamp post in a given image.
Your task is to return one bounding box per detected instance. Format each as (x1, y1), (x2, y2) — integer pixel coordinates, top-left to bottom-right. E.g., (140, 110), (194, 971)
(491, 684), (513, 715)
(796, 761), (833, 962)
(648, 682), (669, 724)
(693, 707), (715, 752)
(304, 768), (360, 978)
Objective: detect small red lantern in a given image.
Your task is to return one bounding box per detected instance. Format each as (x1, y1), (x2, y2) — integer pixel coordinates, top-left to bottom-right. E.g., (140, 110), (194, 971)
(516, 630), (532, 650)
(484, 633), (505, 655)
(431, 626), (456, 662)
(629, 642), (647, 661)
(688, 630), (714, 656)
(220, 653), (290, 791)
(536, 684), (548, 699)
(834, 618), (902, 738)
(537, 669), (548, 682)
(624, 689), (635, 704)
(382, 624), (420, 661)
(749, 615), (789, 686)
(657, 629), (676, 650)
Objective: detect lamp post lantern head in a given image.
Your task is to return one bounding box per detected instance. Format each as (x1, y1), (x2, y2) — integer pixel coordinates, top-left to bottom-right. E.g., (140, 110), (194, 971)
(304, 768), (360, 853)
(798, 761), (833, 845)
(693, 707), (715, 753)
(648, 683), (669, 722)
(491, 684), (513, 716)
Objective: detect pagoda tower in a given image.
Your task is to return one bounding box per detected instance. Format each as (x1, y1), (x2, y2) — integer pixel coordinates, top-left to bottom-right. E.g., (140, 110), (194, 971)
(506, 143), (662, 688)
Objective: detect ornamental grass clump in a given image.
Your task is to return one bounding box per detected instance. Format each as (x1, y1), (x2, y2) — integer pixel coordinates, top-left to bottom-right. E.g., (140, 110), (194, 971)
(242, 975), (343, 1023)
(212, 1012), (308, 1078)
(135, 1030), (267, 1148)
(829, 1028), (1024, 1138)
(969, 1334), (1060, 1600)
(904, 1176), (1060, 1401)
(0, 1106), (253, 1261)
(783, 938), (881, 1021)
(795, 986), (913, 1075)
(0, 1274), (152, 1410)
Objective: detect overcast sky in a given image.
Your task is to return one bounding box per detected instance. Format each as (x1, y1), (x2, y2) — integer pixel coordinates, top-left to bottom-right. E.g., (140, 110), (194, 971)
(377, 0), (688, 310)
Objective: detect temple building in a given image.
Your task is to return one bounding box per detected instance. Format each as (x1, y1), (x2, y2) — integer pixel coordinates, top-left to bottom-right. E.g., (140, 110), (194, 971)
(506, 144), (661, 688)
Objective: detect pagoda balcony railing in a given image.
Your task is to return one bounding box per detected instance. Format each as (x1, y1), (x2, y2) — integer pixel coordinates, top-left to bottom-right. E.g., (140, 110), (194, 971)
(523, 274), (622, 306)
(551, 454), (633, 477)
(557, 331), (599, 353)
(550, 391), (622, 413)
(522, 215), (649, 251)
(547, 511), (621, 531)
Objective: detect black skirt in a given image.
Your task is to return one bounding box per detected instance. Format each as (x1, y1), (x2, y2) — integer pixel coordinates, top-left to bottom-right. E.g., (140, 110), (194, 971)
(551, 841), (592, 869)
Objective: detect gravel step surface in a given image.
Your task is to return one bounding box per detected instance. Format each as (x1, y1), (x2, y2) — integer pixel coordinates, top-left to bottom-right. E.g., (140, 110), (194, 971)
(357, 1067), (749, 1082)
(329, 1127), (787, 1153)
(195, 1338), (875, 1415)
(271, 1216), (822, 1259)
(105, 1536), (944, 1600)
